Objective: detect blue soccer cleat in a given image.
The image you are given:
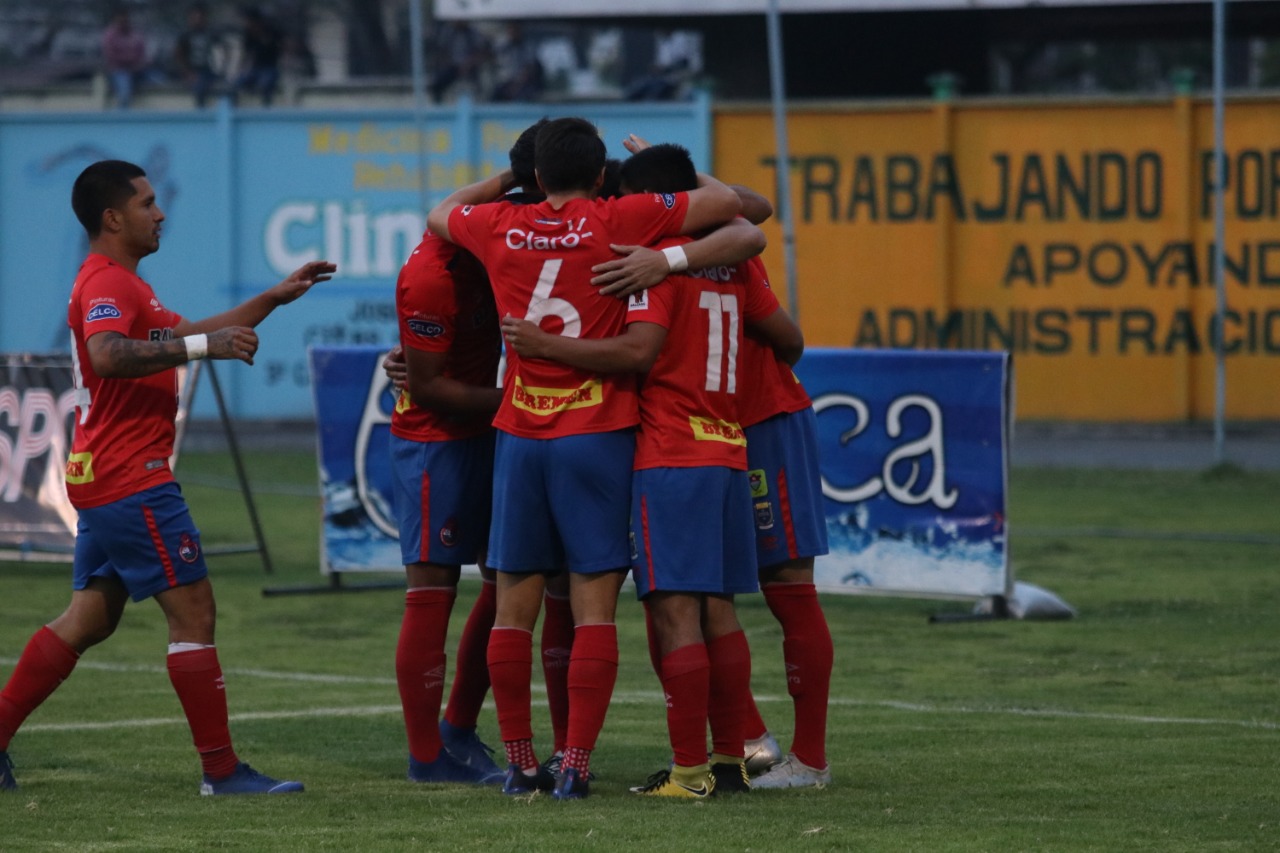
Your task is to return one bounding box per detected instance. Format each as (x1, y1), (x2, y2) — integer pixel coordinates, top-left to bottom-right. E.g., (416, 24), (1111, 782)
(501, 763), (556, 796)
(0, 751), (16, 791)
(438, 720), (503, 779)
(552, 766), (590, 801)
(408, 749), (503, 785)
(540, 751), (596, 781)
(199, 763), (304, 796)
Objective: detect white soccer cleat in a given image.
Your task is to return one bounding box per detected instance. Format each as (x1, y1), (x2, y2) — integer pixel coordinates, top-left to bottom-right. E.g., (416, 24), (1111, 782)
(750, 753), (831, 789)
(743, 731), (783, 776)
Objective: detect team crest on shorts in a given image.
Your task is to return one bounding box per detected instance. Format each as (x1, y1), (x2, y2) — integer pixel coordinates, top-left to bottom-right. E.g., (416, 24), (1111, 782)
(178, 533), (200, 563)
(439, 518), (459, 547)
(753, 500), (774, 531)
(748, 469), (768, 498)
(629, 530), (638, 561)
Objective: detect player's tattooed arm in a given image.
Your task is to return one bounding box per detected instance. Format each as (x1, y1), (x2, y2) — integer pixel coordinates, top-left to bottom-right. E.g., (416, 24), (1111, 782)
(86, 327), (259, 378)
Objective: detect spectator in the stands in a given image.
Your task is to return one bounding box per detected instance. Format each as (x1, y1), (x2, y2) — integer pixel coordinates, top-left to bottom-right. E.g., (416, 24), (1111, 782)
(430, 21), (491, 103)
(230, 5), (283, 107)
(490, 23), (544, 102)
(173, 3), (220, 109)
(101, 7), (152, 109)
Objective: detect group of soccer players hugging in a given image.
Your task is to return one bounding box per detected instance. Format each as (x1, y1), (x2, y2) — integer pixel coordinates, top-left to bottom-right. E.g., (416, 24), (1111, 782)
(0, 115), (832, 801)
(385, 116), (833, 800)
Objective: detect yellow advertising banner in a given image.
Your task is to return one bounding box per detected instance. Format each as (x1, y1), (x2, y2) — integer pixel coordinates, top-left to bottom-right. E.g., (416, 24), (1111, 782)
(714, 98), (1280, 421)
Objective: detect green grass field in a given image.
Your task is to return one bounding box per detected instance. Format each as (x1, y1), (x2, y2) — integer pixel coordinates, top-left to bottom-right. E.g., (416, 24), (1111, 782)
(2, 453), (1278, 851)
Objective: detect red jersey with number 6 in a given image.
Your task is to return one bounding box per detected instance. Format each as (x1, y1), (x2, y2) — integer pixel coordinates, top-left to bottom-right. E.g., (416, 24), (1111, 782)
(65, 254), (184, 509)
(446, 192), (690, 438)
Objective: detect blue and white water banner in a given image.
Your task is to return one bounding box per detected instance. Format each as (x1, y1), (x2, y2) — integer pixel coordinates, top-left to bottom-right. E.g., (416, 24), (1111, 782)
(796, 348), (1011, 599)
(311, 344), (1011, 596)
(310, 345), (401, 573)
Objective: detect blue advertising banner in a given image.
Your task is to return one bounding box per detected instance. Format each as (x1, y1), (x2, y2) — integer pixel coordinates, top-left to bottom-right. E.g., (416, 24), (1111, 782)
(0, 100), (708, 421)
(310, 345), (400, 573)
(797, 348), (1011, 599)
(312, 344), (1011, 599)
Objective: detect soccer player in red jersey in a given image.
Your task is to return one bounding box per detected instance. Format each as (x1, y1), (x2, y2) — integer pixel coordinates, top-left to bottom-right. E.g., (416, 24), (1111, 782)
(383, 119), (580, 786)
(502, 142), (803, 799)
(388, 225), (504, 785)
(731, 275), (833, 790)
(578, 149), (834, 789)
(0, 159), (335, 796)
(427, 117), (741, 798)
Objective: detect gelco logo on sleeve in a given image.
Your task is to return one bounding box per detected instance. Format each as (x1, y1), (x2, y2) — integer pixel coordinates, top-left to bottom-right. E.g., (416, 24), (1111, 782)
(407, 318), (445, 338)
(85, 305), (122, 322)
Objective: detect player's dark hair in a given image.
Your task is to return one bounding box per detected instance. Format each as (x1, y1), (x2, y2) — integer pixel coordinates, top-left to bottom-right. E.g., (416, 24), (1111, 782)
(598, 158), (624, 201)
(620, 143), (698, 195)
(71, 159), (146, 238)
(509, 117), (549, 193)
(534, 117), (606, 194)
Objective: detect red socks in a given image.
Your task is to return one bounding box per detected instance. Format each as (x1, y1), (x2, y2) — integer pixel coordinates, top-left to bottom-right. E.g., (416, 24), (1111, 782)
(395, 588), (456, 762)
(0, 626), (79, 750)
(167, 646), (239, 779)
(540, 592), (574, 754)
(706, 630), (751, 759)
(443, 580), (495, 730)
(763, 582), (833, 768)
(564, 623), (618, 756)
(659, 642), (710, 767)
(487, 626), (534, 747)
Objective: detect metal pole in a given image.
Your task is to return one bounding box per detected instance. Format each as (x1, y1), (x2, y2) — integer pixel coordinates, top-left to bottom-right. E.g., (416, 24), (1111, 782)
(1212, 0), (1227, 463)
(410, 0), (430, 214)
(204, 361), (274, 574)
(766, 0), (800, 322)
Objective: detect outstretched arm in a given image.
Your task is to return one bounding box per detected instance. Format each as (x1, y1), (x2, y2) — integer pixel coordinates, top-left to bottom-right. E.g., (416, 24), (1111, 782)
(173, 259), (336, 336)
(426, 169), (516, 243)
(501, 314), (666, 374)
(91, 259), (337, 378)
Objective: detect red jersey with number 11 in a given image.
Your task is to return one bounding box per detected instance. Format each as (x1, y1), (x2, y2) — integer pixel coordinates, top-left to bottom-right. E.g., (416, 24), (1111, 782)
(625, 244), (780, 471)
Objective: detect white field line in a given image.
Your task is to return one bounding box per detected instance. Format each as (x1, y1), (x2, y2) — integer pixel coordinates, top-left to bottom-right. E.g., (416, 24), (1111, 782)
(6, 657), (1277, 734)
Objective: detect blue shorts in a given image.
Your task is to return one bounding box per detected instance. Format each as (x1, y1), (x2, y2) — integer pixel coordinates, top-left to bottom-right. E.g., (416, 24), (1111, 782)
(72, 482), (208, 602)
(391, 432), (494, 566)
(488, 429), (634, 574)
(745, 407), (830, 569)
(631, 466), (757, 598)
